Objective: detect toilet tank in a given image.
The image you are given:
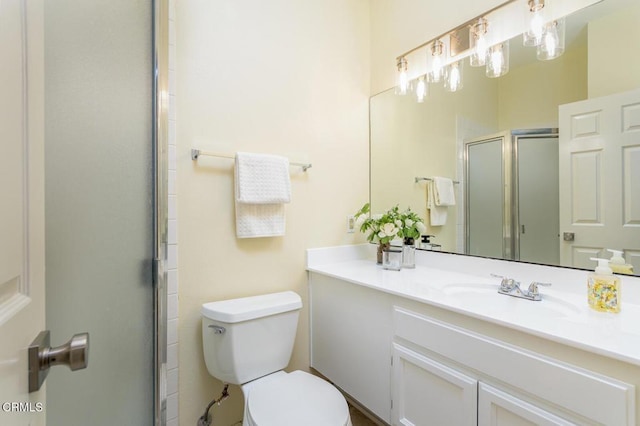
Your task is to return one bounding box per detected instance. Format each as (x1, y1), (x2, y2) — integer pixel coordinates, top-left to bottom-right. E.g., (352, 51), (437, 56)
(201, 291), (302, 385)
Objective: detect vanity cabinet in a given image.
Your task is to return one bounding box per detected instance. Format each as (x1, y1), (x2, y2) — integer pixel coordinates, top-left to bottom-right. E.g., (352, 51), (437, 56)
(392, 344), (574, 426)
(308, 272), (637, 426)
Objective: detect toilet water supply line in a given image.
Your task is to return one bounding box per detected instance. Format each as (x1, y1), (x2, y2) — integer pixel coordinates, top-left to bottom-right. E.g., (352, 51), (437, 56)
(197, 384), (230, 426)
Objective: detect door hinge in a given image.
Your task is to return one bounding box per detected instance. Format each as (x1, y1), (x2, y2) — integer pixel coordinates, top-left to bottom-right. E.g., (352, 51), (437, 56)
(391, 399), (393, 410)
(391, 356), (394, 366)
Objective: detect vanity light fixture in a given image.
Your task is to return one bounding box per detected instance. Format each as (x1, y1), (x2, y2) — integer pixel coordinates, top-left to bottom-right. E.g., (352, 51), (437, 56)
(469, 18), (489, 67)
(395, 57), (411, 95)
(444, 61), (464, 92)
(537, 18), (565, 60)
(486, 40), (510, 78)
(415, 76), (428, 103)
(524, 0), (546, 46)
(427, 40), (445, 83)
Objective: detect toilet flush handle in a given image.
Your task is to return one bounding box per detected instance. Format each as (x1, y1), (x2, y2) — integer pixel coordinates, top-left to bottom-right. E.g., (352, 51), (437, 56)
(208, 324), (226, 335)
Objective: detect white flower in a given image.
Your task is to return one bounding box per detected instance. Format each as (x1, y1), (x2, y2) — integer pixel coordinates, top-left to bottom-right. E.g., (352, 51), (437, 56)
(354, 215), (366, 228)
(405, 218), (414, 228)
(381, 223), (397, 237)
(416, 221), (427, 234)
(372, 214), (383, 220)
(395, 219), (403, 227)
(378, 231), (386, 239)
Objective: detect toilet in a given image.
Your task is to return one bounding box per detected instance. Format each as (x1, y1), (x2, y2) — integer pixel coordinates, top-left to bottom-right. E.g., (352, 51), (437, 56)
(202, 291), (352, 426)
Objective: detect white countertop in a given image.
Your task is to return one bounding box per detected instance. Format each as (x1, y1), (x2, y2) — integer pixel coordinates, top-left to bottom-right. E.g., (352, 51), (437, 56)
(307, 244), (640, 367)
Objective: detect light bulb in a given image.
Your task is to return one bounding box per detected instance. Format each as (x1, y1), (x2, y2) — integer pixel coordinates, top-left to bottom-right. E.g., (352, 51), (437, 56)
(470, 18), (489, 67)
(537, 18), (565, 61)
(445, 61), (463, 92)
(415, 77), (427, 103)
(524, 0), (546, 47)
(486, 41), (509, 78)
(395, 57), (411, 95)
(428, 40), (445, 83)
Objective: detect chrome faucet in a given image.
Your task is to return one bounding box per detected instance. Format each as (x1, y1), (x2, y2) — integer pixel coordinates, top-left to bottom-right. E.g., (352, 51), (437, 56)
(490, 274), (551, 301)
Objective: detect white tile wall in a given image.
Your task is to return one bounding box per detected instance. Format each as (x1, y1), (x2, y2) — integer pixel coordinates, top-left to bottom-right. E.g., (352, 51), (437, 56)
(166, 0), (179, 422)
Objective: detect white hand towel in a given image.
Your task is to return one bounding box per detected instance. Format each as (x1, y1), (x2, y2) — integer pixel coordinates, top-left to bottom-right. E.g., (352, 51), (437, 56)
(234, 152), (290, 238)
(235, 152), (291, 204)
(427, 181), (448, 226)
(433, 177), (456, 206)
(235, 201), (286, 238)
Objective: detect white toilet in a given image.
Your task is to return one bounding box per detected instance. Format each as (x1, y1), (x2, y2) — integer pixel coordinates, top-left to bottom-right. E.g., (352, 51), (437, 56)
(202, 291), (352, 426)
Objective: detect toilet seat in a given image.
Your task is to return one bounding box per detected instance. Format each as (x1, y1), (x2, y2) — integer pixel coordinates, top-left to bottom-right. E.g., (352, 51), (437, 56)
(246, 370), (351, 426)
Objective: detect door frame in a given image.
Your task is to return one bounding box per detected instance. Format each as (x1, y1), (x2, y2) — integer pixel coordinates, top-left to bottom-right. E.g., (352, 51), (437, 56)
(153, 0), (169, 424)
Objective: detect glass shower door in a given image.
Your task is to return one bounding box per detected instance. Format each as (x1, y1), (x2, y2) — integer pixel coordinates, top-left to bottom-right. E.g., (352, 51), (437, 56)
(44, 1), (154, 424)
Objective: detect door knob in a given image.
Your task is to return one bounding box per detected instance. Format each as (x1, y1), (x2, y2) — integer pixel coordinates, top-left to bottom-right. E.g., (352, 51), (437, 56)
(29, 330), (89, 393)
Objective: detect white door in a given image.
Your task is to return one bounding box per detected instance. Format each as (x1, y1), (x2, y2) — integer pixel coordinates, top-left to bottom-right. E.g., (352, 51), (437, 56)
(478, 383), (575, 426)
(392, 344), (477, 426)
(559, 89), (640, 271)
(0, 0), (46, 425)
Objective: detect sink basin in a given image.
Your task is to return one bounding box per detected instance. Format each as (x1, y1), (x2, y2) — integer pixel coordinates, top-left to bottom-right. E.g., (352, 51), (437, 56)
(440, 283), (582, 318)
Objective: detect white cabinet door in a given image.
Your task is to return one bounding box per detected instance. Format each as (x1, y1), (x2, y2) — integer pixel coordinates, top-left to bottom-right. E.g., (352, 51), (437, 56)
(559, 88), (640, 271)
(478, 383), (576, 426)
(392, 344), (477, 426)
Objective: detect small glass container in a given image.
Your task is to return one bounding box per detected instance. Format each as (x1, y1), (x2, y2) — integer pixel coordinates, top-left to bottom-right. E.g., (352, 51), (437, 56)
(402, 237), (416, 269)
(383, 247), (402, 271)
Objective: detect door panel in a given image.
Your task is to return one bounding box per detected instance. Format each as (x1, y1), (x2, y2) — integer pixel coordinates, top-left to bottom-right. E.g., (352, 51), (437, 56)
(466, 134), (508, 259)
(559, 89), (640, 271)
(516, 136), (560, 265)
(0, 0), (46, 424)
(43, 1), (154, 425)
(392, 344), (477, 426)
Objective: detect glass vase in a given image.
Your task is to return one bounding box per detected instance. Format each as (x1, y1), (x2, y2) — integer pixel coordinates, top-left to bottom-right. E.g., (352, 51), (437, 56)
(383, 247), (402, 271)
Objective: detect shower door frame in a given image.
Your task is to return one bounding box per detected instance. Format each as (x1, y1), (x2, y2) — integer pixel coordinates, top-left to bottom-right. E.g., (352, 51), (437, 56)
(153, 0), (169, 424)
(463, 128), (558, 261)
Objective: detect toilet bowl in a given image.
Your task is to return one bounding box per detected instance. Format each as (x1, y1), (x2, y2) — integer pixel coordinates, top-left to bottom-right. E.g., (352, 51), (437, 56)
(201, 291), (352, 426)
(243, 371), (351, 426)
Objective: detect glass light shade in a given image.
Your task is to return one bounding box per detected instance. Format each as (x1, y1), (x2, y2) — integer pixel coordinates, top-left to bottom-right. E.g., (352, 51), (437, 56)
(444, 61), (464, 92)
(537, 18), (565, 60)
(469, 19), (489, 67)
(486, 41), (510, 78)
(415, 76), (428, 103)
(427, 40), (445, 83)
(523, 0), (546, 46)
(395, 57), (412, 95)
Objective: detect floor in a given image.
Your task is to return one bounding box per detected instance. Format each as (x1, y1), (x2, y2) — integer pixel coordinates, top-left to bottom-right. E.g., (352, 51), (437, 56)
(349, 403), (379, 426)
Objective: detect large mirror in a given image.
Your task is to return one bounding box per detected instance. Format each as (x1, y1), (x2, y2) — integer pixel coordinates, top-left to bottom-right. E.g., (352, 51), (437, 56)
(370, 0), (640, 275)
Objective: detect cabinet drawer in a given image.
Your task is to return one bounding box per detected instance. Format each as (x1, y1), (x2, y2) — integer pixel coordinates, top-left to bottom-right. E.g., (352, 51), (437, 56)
(394, 307), (636, 425)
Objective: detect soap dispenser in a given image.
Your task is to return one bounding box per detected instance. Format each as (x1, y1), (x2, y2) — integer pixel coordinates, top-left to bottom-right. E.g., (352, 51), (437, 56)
(588, 258), (621, 313)
(607, 249), (634, 275)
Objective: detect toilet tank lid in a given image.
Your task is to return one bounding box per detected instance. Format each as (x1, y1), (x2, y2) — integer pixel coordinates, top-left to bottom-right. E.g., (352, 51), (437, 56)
(201, 291), (302, 323)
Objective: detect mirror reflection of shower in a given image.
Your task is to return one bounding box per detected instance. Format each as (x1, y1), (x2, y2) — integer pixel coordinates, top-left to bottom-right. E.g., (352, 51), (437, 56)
(464, 129), (559, 264)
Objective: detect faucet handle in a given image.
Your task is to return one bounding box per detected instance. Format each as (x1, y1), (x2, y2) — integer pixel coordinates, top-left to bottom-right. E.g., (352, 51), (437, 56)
(490, 273), (518, 290)
(527, 281), (552, 296)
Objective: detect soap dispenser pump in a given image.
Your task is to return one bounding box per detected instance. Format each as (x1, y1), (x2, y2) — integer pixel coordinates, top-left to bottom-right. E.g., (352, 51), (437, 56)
(607, 249), (634, 275)
(588, 258), (621, 313)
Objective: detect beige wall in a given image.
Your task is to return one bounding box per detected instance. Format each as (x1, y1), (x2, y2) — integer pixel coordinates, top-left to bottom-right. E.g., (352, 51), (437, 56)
(589, 4), (640, 98)
(588, 3), (640, 98)
(176, 0), (370, 424)
(497, 31), (588, 130)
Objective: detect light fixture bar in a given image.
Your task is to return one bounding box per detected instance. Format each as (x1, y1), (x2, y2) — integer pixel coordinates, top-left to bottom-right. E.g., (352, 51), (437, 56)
(395, 0), (518, 61)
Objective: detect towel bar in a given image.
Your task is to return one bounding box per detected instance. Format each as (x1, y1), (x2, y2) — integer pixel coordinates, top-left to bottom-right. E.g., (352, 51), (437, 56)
(191, 149), (312, 172)
(415, 177), (459, 184)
